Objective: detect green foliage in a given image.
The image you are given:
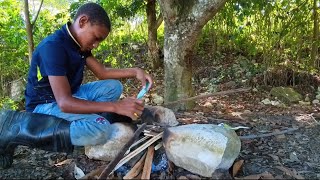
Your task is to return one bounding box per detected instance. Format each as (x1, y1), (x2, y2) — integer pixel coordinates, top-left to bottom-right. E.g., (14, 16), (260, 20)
(0, 0), (28, 97)
(0, 97), (20, 110)
(199, 0), (317, 76)
(1, 0), (319, 109)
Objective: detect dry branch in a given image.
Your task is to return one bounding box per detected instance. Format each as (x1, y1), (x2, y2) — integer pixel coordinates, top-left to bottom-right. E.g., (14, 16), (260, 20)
(164, 88), (251, 106)
(240, 128), (298, 140)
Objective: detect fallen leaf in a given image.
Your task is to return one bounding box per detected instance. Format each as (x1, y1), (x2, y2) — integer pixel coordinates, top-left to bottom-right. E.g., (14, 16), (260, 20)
(232, 159), (244, 177)
(54, 159), (73, 167)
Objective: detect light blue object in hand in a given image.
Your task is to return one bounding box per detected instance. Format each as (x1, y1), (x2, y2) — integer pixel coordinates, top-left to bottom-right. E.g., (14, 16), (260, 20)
(137, 81), (150, 99)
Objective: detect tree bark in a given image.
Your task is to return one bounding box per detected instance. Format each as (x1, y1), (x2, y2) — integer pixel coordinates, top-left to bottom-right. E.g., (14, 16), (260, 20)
(24, 0), (34, 64)
(146, 0), (161, 69)
(24, 0), (43, 64)
(311, 0), (319, 68)
(158, 0), (227, 110)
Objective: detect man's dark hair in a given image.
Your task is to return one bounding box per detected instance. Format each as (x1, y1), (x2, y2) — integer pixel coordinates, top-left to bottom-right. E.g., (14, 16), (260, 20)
(74, 2), (111, 31)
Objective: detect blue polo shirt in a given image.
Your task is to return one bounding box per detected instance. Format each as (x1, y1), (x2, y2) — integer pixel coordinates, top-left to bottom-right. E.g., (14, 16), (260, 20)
(25, 23), (92, 112)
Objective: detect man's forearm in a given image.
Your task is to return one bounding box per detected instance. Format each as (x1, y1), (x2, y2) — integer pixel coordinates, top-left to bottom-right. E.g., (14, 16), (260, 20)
(100, 68), (138, 79)
(58, 96), (117, 114)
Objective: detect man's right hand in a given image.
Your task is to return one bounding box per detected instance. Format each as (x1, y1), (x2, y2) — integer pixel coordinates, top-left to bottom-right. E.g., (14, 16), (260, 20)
(113, 97), (144, 120)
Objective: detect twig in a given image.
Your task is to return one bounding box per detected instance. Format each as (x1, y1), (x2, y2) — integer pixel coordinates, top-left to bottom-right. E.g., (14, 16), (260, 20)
(164, 88), (251, 106)
(97, 123), (147, 179)
(240, 128), (298, 140)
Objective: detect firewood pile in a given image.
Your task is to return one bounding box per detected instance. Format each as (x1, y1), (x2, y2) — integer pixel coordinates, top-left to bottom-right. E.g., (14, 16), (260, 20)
(81, 123), (166, 179)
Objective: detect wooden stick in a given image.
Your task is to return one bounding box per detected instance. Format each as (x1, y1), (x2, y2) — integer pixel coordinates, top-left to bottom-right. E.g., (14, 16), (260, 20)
(97, 123), (147, 179)
(240, 128), (298, 140)
(80, 166), (105, 179)
(164, 88), (251, 106)
(141, 145), (155, 179)
(113, 132), (163, 171)
(123, 152), (147, 179)
(129, 136), (150, 150)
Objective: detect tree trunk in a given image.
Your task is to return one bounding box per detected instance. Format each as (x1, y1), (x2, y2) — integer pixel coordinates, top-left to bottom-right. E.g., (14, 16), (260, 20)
(146, 0), (161, 69)
(24, 0), (43, 64)
(311, 0), (319, 68)
(24, 0), (34, 64)
(158, 0), (227, 110)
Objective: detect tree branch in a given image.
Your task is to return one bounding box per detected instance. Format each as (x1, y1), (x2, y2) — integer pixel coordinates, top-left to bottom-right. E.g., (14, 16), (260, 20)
(156, 13), (163, 29)
(164, 88), (251, 106)
(31, 0), (44, 28)
(240, 128), (299, 140)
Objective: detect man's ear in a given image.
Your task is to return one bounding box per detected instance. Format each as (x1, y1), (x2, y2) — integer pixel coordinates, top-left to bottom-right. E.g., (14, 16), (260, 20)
(78, 15), (89, 28)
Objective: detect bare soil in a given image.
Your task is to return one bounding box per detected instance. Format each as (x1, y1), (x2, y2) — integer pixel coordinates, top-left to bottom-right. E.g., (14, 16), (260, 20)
(1, 89), (320, 179)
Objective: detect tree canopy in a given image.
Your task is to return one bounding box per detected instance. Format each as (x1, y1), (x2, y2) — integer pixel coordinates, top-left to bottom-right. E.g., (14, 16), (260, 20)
(0, 0), (319, 110)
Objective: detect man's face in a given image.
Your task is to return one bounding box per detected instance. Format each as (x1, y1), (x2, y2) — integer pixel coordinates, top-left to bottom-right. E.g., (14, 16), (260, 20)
(77, 18), (109, 52)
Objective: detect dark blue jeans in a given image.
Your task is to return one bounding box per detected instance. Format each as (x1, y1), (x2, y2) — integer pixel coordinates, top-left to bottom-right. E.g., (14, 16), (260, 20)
(33, 80), (123, 146)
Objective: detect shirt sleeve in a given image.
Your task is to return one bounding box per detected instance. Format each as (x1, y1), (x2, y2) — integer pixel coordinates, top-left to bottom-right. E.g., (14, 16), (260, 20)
(39, 42), (68, 76)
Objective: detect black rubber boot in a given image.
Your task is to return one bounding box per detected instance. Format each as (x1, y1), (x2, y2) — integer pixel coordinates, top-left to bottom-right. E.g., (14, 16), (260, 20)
(100, 108), (155, 124)
(100, 112), (133, 124)
(0, 110), (74, 169)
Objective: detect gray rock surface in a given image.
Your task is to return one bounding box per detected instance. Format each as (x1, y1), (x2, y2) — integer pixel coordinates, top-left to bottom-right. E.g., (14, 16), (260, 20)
(163, 124), (241, 177)
(84, 123), (135, 161)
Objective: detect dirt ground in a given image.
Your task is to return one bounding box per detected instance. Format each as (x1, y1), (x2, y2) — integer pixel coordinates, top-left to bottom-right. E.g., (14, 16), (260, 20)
(1, 89), (320, 179)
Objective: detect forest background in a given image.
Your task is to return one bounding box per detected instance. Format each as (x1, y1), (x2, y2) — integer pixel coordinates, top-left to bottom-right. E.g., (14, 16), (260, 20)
(0, 0), (319, 110)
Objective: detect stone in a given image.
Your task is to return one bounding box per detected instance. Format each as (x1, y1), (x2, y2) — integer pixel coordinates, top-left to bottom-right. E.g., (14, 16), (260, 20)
(84, 123), (135, 161)
(10, 79), (26, 101)
(142, 105), (179, 126)
(151, 93), (164, 105)
(163, 124), (241, 177)
(270, 87), (302, 104)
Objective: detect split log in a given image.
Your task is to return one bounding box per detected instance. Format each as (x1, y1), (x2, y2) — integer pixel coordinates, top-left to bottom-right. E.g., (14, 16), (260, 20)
(141, 145), (155, 179)
(123, 152), (147, 179)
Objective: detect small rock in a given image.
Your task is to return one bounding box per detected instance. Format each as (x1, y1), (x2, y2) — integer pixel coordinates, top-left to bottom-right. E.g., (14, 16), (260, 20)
(274, 129), (286, 141)
(177, 176), (188, 179)
(312, 99), (319, 104)
(203, 101), (213, 107)
(261, 98), (272, 105)
(144, 97), (150, 103)
(151, 93), (164, 105)
(289, 151), (300, 162)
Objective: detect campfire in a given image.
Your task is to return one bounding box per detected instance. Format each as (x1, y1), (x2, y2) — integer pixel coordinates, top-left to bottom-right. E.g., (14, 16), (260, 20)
(76, 106), (241, 179)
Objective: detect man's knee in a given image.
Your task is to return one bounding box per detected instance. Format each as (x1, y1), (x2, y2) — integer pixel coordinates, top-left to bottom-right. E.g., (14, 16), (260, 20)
(101, 79), (123, 99)
(70, 118), (113, 146)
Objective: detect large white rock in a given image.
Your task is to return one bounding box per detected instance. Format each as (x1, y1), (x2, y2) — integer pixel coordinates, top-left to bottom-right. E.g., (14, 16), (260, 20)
(163, 124), (241, 177)
(85, 123), (135, 161)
